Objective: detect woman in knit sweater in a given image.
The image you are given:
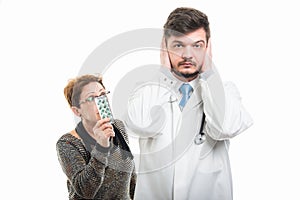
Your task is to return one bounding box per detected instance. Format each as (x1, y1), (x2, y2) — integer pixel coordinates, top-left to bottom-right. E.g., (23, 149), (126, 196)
(56, 74), (136, 199)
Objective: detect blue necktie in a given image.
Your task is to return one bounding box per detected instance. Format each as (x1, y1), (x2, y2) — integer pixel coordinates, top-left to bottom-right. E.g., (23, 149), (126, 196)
(179, 83), (193, 109)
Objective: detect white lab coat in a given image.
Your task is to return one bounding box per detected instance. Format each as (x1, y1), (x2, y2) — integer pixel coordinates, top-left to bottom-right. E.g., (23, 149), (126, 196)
(125, 67), (253, 200)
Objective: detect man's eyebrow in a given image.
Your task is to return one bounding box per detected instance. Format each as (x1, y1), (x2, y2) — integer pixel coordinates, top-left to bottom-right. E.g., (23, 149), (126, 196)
(171, 40), (206, 44)
(171, 40), (184, 44)
(194, 40), (206, 44)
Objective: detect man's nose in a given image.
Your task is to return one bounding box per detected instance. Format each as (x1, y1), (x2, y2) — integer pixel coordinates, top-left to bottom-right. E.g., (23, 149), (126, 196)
(181, 46), (193, 59)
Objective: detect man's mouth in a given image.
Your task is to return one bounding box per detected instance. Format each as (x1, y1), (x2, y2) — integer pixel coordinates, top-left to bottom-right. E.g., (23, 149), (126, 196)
(178, 60), (196, 68)
(181, 62), (193, 67)
(179, 63), (195, 68)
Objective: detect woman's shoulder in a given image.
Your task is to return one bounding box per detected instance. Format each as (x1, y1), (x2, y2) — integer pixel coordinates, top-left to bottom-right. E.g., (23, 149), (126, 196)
(113, 119), (130, 143)
(56, 132), (82, 147)
(56, 132), (90, 164)
(113, 119), (126, 131)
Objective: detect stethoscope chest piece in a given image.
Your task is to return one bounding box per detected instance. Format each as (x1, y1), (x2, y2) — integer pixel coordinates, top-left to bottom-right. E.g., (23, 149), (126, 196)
(194, 133), (206, 145)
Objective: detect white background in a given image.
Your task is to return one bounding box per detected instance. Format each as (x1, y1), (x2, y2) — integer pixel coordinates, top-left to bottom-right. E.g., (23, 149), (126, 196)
(1, 0), (300, 199)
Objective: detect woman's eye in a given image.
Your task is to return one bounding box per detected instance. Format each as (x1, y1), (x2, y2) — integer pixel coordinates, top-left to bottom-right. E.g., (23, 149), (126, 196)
(87, 96), (94, 102)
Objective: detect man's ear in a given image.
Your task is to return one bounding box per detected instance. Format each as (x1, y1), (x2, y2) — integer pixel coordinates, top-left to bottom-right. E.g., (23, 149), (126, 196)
(71, 106), (81, 117)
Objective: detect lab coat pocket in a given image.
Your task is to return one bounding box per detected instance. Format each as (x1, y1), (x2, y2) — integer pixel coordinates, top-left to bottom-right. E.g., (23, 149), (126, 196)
(188, 163), (224, 200)
(188, 141), (232, 200)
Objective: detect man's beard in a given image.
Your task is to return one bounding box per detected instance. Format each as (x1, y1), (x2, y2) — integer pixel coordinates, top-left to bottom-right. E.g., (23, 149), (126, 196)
(171, 68), (199, 78)
(171, 60), (201, 79)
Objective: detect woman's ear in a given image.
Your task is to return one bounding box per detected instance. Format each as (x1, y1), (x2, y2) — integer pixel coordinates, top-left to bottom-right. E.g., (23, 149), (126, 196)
(71, 106), (81, 117)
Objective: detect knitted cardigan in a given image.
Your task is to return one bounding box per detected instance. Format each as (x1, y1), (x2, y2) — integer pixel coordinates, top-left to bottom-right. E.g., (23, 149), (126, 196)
(56, 119), (136, 199)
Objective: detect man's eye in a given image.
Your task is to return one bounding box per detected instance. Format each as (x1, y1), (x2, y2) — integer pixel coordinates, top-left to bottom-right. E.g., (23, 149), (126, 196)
(174, 44), (183, 48)
(193, 44), (203, 48)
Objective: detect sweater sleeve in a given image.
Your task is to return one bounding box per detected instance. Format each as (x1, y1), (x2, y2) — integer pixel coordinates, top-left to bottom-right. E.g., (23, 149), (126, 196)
(129, 166), (137, 199)
(56, 136), (112, 199)
(114, 120), (137, 199)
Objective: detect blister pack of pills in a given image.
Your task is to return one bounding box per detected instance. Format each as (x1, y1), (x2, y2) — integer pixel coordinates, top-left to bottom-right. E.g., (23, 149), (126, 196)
(95, 95), (114, 123)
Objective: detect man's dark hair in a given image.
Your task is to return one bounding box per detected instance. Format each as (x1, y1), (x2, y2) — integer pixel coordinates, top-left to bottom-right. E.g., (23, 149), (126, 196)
(163, 7), (210, 43)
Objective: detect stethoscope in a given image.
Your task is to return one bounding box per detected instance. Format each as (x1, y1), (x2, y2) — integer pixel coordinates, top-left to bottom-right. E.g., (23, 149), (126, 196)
(194, 113), (206, 145)
(169, 94), (206, 145)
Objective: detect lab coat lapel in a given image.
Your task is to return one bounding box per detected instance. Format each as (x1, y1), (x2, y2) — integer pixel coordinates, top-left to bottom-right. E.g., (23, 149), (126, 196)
(182, 83), (202, 112)
(182, 82), (217, 159)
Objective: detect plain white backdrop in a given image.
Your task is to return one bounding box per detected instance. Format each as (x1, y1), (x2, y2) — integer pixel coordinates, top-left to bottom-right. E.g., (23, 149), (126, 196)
(1, 0), (299, 199)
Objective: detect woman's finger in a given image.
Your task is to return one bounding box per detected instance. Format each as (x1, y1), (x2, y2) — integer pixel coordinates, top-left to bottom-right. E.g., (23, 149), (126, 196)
(94, 118), (111, 129)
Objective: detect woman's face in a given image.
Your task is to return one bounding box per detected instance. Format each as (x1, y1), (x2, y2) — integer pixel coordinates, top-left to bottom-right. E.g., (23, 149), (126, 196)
(77, 82), (105, 124)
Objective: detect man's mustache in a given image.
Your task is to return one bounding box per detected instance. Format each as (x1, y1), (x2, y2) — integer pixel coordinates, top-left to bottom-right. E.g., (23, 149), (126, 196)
(178, 59), (197, 67)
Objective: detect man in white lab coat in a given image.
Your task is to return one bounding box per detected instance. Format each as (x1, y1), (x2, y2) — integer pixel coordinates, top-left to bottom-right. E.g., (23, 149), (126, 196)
(125, 7), (253, 200)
